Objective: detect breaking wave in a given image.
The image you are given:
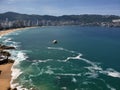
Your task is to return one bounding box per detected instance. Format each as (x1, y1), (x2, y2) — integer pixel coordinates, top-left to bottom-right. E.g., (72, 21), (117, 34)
(1, 32), (119, 90)
(10, 50), (28, 90)
(47, 47), (120, 79)
(46, 47), (120, 90)
(1, 33), (29, 90)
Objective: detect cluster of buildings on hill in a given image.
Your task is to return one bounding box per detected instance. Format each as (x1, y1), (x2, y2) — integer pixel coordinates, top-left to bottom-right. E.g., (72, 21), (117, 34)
(0, 18), (120, 30)
(101, 19), (120, 27)
(0, 18), (40, 30)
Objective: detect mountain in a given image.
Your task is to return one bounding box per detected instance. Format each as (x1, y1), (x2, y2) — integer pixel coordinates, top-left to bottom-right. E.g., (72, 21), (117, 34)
(0, 12), (57, 21)
(0, 12), (120, 29)
(0, 12), (120, 22)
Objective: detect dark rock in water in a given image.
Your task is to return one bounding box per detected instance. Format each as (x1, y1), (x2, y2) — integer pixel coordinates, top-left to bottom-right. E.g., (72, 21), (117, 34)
(0, 50), (14, 64)
(52, 40), (58, 44)
(0, 51), (11, 57)
(7, 87), (17, 90)
(0, 59), (14, 65)
(8, 59), (14, 63)
(0, 45), (16, 49)
(4, 46), (16, 49)
(13, 88), (17, 90)
(0, 59), (8, 65)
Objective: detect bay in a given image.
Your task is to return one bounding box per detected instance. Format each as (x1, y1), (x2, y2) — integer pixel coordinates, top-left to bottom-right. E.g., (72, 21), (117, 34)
(1, 26), (120, 90)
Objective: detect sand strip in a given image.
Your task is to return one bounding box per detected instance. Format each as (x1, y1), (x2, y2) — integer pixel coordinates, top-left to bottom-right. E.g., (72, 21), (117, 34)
(0, 27), (35, 90)
(0, 27), (32, 37)
(0, 63), (13, 90)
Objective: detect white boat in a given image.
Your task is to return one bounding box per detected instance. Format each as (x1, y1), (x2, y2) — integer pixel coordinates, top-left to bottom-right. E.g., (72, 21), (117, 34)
(52, 40), (58, 44)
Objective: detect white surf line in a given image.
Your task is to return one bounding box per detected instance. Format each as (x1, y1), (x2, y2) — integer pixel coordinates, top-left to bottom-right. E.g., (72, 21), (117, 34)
(64, 53), (82, 62)
(48, 47), (120, 78)
(47, 46), (102, 71)
(29, 68), (45, 78)
(10, 51), (28, 89)
(100, 78), (116, 90)
(54, 73), (81, 76)
(32, 59), (53, 63)
(68, 55), (120, 78)
(100, 68), (120, 78)
(64, 53), (102, 72)
(47, 47), (77, 53)
(1, 29), (35, 90)
(2, 36), (29, 90)
(47, 47), (98, 69)
(107, 84), (116, 90)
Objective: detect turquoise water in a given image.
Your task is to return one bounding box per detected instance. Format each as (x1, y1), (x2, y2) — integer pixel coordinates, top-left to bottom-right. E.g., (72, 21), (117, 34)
(0, 26), (120, 90)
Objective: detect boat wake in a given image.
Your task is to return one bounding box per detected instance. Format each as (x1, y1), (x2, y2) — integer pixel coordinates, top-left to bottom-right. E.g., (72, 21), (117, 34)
(46, 46), (120, 90)
(47, 47), (120, 78)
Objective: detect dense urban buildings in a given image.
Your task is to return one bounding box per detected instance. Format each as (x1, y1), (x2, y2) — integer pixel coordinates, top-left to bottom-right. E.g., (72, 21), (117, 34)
(0, 12), (120, 30)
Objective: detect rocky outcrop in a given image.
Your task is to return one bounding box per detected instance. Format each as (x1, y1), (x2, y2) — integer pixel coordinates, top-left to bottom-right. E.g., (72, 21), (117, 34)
(7, 87), (18, 90)
(0, 59), (8, 65)
(0, 44), (15, 65)
(0, 59), (14, 65)
(8, 59), (14, 63)
(0, 44), (16, 50)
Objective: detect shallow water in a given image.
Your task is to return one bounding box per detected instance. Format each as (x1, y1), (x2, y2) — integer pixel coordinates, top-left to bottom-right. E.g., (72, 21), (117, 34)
(1, 26), (120, 90)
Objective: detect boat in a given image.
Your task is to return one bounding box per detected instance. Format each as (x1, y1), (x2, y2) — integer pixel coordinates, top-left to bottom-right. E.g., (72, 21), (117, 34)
(52, 40), (58, 44)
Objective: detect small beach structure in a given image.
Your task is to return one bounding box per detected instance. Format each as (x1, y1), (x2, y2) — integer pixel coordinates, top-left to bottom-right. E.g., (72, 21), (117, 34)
(52, 40), (58, 44)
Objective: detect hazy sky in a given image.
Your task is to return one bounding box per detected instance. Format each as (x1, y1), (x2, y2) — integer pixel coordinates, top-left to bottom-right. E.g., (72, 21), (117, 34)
(0, 0), (120, 16)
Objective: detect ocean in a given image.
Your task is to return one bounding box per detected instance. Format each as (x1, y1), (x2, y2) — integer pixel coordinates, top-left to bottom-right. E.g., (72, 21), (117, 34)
(0, 26), (120, 90)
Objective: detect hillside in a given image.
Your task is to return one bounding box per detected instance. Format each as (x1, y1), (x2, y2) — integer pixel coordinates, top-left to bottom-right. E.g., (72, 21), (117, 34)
(0, 12), (120, 29)
(0, 12), (120, 22)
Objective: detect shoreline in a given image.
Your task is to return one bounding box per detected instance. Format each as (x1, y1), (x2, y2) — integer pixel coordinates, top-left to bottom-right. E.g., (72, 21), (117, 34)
(0, 63), (13, 90)
(0, 27), (36, 37)
(0, 27), (35, 90)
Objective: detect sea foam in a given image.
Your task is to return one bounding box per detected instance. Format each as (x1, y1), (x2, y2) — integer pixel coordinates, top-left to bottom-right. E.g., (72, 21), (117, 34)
(1, 34), (28, 89)
(10, 51), (28, 89)
(47, 46), (120, 79)
(101, 68), (120, 78)
(1, 32), (119, 90)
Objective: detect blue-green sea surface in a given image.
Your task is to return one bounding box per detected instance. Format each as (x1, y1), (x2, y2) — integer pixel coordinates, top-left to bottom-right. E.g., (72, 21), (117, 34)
(0, 26), (120, 90)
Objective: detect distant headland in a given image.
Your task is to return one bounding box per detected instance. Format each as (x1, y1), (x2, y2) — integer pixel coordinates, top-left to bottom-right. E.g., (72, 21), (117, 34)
(0, 12), (120, 30)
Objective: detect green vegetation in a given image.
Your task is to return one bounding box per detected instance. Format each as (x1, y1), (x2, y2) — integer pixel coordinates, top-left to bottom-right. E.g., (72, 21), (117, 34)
(0, 12), (120, 30)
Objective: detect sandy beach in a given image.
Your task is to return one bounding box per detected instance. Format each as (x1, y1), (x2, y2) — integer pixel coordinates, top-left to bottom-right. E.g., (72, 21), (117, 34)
(0, 28), (29, 37)
(0, 27), (33, 90)
(0, 63), (13, 90)
(0, 28), (21, 90)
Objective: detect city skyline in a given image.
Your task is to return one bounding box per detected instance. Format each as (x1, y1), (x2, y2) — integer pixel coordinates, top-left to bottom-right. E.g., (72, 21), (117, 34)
(0, 0), (120, 16)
